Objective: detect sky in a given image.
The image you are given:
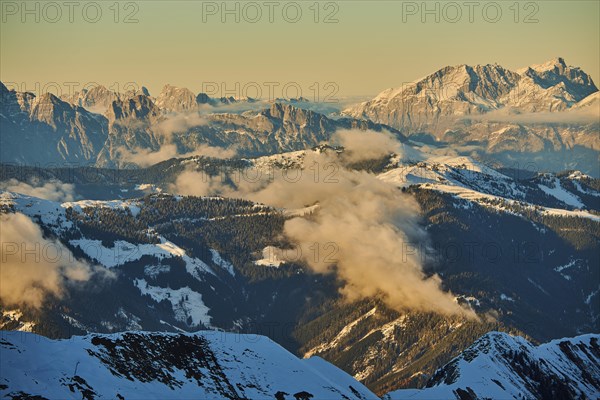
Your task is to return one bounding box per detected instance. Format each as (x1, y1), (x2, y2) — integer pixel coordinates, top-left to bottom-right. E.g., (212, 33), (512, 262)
(1, 0), (599, 99)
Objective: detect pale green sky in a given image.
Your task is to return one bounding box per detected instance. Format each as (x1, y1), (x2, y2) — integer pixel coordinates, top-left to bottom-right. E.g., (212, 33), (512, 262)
(1, 0), (598, 98)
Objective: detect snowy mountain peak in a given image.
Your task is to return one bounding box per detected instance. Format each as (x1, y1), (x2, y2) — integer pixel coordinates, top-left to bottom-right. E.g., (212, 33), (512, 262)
(0, 330), (378, 400)
(573, 91), (600, 109)
(29, 92), (81, 126)
(73, 85), (121, 113)
(106, 93), (160, 122)
(343, 59), (599, 145)
(32, 91), (62, 106)
(387, 332), (600, 400)
(155, 84), (198, 112)
(518, 57), (597, 99)
(522, 56), (568, 74)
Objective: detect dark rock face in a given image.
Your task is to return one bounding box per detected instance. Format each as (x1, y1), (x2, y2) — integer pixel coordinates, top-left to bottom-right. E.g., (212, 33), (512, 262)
(1, 89), (108, 165)
(87, 333), (239, 396)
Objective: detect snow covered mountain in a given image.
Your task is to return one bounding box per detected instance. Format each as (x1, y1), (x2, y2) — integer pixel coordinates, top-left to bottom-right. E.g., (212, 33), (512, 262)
(379, 148), (600, 215)
(573, 91), (600, 110)
(386, 332), (600, 400)
(270, 148), (599, 393)
(0, 190), (278, 333)
(344, 57), (597, 129)
(154, 84), (257, 112)
(155, 84), (201, 112)
(60, 84), (130, 115)
(1, 145), (598, 395)
(0, 330), (377, 400)
(342, 58), (599, 173)
(2, 58), (599, 174)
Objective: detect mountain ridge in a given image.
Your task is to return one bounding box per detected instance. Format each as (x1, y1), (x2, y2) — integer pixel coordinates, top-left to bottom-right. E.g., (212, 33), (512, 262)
(0, 330), (378, 400)
(1, 147), (598, 394)
(386, 331), (600, 400)
(1, 83), (405, 167)
(342, 58), (599, 162)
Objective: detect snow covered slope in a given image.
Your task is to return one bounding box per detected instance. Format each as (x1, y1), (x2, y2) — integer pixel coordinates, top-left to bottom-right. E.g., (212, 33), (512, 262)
(386, 332), (600, 400)
(378, 150), (600, 217)
(0, 330), (378, 400)
(0, 191), (277, 333)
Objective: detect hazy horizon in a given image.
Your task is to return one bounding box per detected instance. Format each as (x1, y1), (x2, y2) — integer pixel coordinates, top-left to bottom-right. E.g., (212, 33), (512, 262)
(1, 1), (599, 100)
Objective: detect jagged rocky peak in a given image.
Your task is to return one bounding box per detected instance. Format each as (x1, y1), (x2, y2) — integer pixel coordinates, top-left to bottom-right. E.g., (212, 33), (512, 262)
(67, 84), (121, 113)
(370, 63), (519, 105)
(526, 56), (569, 74)
(424, 63), (520, 98)
(82, 84), (117, 102)
(155, 83), (198, 112)
(152, 84), (258, 111)
(380, 58), (593, 104)
(0, 81), (35, 114)
(58, 84), (153, 114)
(29, 92), (75, 125)
(343, 58), (599, 134)
(273, 96), (311, 103)
(122, 86), (152, 101)
(194, 92), (256, 106)
(31, 91), (62, 106)
(196, 92), (211, 104)
(218, 95), (256, 104)
(519, 57), (598, 99)
(267, 102), (317, 121)
(106, 93), (160, 122)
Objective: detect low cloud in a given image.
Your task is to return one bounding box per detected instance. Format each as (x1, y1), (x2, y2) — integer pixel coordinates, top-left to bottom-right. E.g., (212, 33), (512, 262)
(464, 107), (599, 125)
(117, 111), (236, 167)
(170, 130), (475, 317)
(0, 179), (76, 202)
(155, 111), (208, 138)
(332, 129), (402, 163)
(119, 143), (236, 167)
(0, 213), (112, 309)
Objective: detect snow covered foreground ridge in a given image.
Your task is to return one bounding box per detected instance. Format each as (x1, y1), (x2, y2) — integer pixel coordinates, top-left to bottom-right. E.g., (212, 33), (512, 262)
(2, 331), (598, 400)
(386, 332), (600, 400)
(0, 330), (378, 400)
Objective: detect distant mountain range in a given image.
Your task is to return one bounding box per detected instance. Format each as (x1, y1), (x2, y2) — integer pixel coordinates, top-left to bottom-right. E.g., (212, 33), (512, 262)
(1, 58), (598, 174)
(344, 57), (597, 131)
(346, 58), (597, 121)
(343, 58), (599, 175)
(0, 81), (400, 168)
